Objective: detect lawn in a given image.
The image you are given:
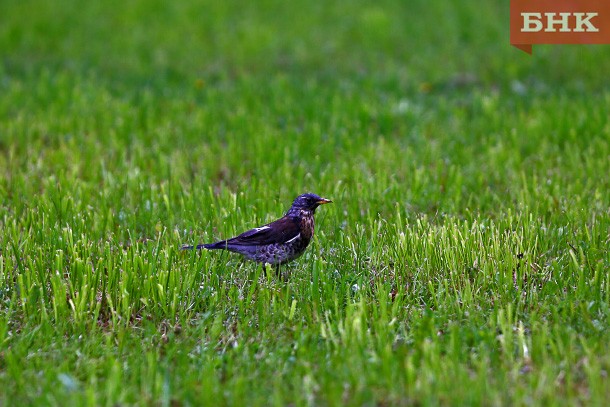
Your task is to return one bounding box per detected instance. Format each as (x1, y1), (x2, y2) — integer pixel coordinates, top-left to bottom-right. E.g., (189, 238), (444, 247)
(1, 0), (609, 405)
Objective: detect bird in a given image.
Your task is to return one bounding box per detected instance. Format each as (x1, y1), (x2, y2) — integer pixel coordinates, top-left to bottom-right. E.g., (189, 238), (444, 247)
(182, 193), (332, 266)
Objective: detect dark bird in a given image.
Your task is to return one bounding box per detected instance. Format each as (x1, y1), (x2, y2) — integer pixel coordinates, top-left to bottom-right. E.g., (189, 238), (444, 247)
(182, 193), (332, 266)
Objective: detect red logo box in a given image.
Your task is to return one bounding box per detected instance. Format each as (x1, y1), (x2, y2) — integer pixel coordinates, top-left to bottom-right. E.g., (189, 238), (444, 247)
(510, 0), (610, 54)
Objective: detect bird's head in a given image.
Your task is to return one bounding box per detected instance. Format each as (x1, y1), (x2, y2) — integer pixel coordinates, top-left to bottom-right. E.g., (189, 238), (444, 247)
(288, 193), (332, 215)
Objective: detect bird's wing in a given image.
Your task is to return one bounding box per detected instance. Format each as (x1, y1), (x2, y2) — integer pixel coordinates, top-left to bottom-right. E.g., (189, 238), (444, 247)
(226, 216), (300, 246)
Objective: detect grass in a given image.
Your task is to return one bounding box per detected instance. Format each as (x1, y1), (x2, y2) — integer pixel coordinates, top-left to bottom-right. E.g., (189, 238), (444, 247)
(1, 0), (609, 405)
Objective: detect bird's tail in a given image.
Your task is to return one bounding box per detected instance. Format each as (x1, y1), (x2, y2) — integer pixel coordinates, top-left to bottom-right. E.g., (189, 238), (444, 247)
(181, 242), (226, 250)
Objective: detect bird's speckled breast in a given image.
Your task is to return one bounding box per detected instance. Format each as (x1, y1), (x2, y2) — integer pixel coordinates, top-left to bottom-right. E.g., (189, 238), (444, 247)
(299, 210), (315, 240)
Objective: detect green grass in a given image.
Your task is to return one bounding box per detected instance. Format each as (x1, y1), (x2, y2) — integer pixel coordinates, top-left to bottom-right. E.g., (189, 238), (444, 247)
(1, 0), (609, 405)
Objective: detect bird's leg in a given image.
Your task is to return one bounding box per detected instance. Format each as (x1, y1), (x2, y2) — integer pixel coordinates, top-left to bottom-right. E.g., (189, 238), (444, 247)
(277, 264), (292, 281)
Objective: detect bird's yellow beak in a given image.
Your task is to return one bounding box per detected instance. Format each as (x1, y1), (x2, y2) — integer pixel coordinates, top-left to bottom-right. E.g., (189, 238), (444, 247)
(317, 198), (333, 205)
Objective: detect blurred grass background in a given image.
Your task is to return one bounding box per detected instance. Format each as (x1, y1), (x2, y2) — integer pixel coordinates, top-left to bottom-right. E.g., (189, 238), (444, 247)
(1, 0), (609, 405)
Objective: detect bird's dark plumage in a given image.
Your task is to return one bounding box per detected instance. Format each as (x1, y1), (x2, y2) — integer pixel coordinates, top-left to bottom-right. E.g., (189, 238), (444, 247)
(182, 193), (332, 265)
